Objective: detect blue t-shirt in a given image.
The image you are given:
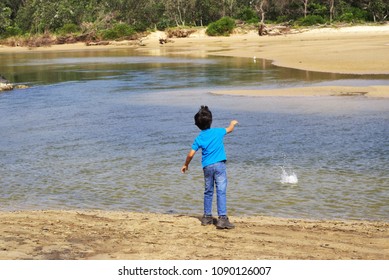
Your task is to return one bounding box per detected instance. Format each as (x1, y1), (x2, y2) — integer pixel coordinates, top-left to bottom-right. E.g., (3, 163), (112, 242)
(191, 128), (227, 168)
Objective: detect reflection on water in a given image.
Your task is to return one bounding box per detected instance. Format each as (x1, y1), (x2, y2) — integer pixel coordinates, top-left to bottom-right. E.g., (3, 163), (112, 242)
(2, 48), (389, 88)
(0, 49), (388, 221)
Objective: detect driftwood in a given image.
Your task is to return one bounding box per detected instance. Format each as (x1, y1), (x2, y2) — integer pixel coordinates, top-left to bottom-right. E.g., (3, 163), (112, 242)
(166, 28), (196, 38)
(258, 24), (295, 36)
(85, 41), (110, 46)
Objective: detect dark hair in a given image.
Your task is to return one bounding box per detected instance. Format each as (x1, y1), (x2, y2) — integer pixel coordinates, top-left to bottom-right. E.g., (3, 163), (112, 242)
(194, 105), (212, 130)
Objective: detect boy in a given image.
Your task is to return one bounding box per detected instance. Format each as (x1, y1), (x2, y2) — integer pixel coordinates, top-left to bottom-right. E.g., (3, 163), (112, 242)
(181, 105), (238, 229)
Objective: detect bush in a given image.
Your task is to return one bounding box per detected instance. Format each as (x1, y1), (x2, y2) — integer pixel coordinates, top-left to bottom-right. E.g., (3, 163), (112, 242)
(57, 23), (80, 35)
(206, 17), (235, 36)
(338, 8), (368, 23)
(276, 16), (290, 24)
(100, 23), (135, 40)
(1, 26), (23, 38)
(156, 18), (173, 31)
(296, 15), (326, 26)
(237, 7), (258, 23)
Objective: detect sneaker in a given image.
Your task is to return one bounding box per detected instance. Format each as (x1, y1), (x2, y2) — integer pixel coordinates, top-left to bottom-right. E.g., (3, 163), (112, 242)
(201, 215), (213, 226)
(216, 216), (235, 229)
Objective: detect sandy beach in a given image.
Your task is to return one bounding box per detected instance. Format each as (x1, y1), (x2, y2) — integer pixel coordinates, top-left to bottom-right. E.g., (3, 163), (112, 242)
(1, 25), (389, 260)
(0, 210), (388, 260)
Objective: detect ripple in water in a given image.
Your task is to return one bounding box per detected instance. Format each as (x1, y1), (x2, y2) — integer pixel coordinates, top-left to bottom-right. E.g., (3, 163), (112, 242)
(280, 167), (298, 185)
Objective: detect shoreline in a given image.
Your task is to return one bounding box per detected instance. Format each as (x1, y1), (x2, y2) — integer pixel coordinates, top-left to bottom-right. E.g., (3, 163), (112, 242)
(1, 210), (388, 260)
(1, 24), (389, 97)
(1, 24), (389, 75)
(211, 85), (389, 98)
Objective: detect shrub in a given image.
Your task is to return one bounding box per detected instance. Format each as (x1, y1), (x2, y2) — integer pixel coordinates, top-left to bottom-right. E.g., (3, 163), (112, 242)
(1, 26), (23, 38)
(156, 18), (172, 31)
(57, 23), (80, 35)
(237, 7), (258, 23)
(206, 17), (235, 36)
(338, 8), (368, 23)
(100, 23), (135, 40)
(296, 15), (326, 26)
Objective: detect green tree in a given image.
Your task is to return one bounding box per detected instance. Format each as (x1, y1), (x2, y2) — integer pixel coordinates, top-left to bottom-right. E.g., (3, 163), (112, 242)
(194, 0), (224, 26)
(165, 0), (196, 26)
(0, 4), (12, 33)
(369, 0), (388, 22)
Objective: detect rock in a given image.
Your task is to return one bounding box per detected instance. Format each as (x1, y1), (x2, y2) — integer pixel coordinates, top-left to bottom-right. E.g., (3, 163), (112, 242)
(0, 75), (13, 91)
(15, 85), (29, 90)
(0, 75), (29, 91)
(0, 82), (14, 91)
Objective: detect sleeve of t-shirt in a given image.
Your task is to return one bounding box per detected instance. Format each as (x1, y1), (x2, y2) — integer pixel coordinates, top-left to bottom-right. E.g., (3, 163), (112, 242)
(191, 138), (199, 151)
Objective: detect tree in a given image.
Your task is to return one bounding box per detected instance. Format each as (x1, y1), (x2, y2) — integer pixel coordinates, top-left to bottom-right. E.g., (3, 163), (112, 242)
(303, 0), (309, 17)
(252, 0), (269, 24)
(165, 0), (196, 26)
(369, 0), (388, 22)
(0, 4), (12, 34)
(194, 0), (225, 26)
(222, 0), (237, 17)
(329, 0), (335, 22)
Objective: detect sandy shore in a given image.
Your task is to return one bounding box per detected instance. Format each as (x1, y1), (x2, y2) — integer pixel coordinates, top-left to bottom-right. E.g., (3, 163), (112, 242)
(0, 210), (388, 260)
(140, 25), (389, 75)
(212, 85), (389, 98)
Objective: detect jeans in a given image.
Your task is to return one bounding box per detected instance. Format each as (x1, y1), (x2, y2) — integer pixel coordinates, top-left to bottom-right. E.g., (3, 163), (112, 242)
(203, 161), (227, 217)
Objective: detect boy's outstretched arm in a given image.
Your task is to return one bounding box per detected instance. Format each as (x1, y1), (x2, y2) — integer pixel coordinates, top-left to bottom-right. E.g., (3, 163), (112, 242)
(181, 149), (196, 173)
(226, 120), (239, 134)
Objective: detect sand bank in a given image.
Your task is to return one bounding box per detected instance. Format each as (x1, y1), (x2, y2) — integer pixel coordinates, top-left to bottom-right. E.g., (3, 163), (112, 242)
(1, 24), (389, 76)
(0, 210), (388, 260)
(2, 25), (388, 97)
(140, 24), (389, 75)
(212, 85), (389, 98)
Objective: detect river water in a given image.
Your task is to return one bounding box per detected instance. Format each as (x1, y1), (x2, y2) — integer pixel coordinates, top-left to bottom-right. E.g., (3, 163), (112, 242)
(0, 48), (388, 221)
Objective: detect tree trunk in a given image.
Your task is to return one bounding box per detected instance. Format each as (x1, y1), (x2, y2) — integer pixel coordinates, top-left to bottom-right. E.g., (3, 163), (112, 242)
(303, 0), (308, 18)
(329, 0), (335, 22)
(254, 0), (267, 24)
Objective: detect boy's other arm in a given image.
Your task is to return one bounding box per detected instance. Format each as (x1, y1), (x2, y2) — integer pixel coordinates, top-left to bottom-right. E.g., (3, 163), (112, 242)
(226, 120), (239, 134)
(181, 149), (196, 173)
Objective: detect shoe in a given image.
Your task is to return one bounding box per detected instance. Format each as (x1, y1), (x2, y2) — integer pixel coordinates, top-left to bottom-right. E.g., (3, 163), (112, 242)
(216, 216), (235, 229)
(201, 215), (213, 226)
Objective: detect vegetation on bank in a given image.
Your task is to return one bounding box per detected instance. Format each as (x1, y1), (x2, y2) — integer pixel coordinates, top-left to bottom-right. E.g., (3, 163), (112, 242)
(0, 0), (388, 44)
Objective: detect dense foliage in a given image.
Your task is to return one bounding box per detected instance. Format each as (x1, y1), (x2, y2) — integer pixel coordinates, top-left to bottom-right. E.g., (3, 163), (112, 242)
(0, 0), (388, 39)
(206, 17), (236, 36)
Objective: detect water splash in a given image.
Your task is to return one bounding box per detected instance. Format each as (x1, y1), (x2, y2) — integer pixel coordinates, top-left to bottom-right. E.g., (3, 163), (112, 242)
(280, 167), (298, 184)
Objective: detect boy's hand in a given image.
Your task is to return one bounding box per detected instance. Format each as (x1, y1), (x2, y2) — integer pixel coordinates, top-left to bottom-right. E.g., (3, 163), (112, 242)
(181, 150), (196, 174)
(181, 165), (189, 173)
(226, 120), (239, 133)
